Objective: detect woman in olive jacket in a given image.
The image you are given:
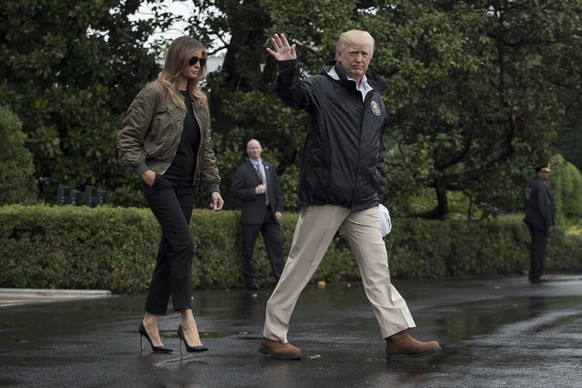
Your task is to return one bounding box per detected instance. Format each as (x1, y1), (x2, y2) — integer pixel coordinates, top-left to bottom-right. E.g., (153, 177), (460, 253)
(117, 36), (223, 354)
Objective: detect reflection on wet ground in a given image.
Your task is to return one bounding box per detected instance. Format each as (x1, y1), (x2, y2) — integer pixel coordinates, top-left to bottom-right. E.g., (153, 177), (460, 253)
(1, 275), (582, 387)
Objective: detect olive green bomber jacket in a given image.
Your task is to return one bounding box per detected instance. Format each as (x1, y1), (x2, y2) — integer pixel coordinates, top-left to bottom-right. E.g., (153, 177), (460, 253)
(116, 81), (220, 194)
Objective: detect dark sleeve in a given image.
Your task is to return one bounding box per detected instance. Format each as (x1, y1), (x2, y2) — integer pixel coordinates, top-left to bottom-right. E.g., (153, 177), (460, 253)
(273, 168), (284, 213)
(276, 60), (314, 111)
(377, 120), (387, 203)
(537, 184), (554, 228)
(231, 166), (257, 202)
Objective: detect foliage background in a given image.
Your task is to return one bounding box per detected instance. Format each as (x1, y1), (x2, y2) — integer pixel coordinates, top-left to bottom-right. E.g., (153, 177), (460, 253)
(0, 0), (580, 222)
(0, 1), (580, 292)
(0, 106), (37, 204)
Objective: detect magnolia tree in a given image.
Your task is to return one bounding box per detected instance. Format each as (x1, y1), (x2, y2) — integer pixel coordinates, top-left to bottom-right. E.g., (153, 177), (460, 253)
(1, 0), (580, 217)
(188, 0), (582, 218)
(0, 0), (178, 205)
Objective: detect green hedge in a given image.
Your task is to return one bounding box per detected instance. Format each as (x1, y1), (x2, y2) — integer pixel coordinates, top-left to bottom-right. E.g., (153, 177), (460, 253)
(1, 205), (580, 294)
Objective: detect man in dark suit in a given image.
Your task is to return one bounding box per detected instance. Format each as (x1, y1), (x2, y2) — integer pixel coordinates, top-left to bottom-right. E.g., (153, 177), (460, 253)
(231, 139), (285, 290)
(524, 162), (556, 284)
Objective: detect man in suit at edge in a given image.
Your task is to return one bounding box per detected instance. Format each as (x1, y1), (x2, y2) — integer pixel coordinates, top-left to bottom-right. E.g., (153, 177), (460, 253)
(231, 139), (285, 290)
(524, 162), (556, 284)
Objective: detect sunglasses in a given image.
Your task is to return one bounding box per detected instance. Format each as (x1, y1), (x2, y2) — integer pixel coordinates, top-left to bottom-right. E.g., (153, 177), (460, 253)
(189, 56), (207, 67)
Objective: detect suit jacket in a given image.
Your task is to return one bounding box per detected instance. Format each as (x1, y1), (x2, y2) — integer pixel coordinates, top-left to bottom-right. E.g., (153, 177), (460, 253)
(524, 175), (555, 231)
(231, 160), (284, 224)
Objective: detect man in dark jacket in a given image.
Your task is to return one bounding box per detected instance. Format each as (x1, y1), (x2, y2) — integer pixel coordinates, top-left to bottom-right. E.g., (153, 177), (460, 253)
(524, 163), (556, 284)
(231, 139), (285, 290)
(258, 31), (441, 361)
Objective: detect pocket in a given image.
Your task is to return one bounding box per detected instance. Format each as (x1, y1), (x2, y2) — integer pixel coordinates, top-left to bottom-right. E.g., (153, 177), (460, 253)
(151, 173), (175, 191)
(151, 173), (162, 188)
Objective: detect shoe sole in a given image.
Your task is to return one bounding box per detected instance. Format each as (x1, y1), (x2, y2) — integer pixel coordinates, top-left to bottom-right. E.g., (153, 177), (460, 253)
(259, 345), (302, 360)
(386, 346), (442, 362)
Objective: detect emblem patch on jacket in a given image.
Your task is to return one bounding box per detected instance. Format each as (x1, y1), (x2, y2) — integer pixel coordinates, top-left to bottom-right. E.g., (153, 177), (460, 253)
(370, 100), (381, 116)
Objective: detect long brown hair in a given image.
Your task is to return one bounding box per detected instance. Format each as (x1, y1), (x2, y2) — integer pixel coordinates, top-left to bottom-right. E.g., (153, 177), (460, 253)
(157, 36), (208, 110)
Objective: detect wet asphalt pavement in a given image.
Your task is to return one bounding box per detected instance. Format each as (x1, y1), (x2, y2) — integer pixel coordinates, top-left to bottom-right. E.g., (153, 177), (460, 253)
(1, 275), (582, 388)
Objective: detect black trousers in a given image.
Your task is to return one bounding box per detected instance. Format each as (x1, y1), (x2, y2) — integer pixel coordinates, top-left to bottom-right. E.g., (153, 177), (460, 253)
(241, 207), (284, 284)
(141, 173), (195, 315)
(528, 228), (548, 280)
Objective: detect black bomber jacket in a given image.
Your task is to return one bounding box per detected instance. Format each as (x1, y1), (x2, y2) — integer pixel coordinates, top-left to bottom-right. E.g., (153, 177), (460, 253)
(276, 60), (388, 211)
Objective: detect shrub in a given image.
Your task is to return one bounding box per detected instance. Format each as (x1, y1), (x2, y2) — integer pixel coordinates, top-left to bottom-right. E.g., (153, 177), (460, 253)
(0, 106), (37, 204)
(0, 205), (580, 294)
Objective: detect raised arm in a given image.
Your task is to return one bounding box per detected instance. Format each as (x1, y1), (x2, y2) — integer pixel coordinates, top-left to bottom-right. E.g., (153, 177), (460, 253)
(267, 33), (315, 111)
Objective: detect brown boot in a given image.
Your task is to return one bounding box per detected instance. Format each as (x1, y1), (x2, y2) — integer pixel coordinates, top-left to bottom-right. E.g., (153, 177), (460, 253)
(386, 329), (441, 360)
(259, 337), (302, 360)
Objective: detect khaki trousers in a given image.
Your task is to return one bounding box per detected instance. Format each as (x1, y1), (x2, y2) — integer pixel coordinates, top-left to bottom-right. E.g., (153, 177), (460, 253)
(263, 205), (415, 342)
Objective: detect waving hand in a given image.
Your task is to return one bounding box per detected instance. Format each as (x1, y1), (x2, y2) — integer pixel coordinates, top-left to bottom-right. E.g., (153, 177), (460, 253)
(266, 33), (297, 61)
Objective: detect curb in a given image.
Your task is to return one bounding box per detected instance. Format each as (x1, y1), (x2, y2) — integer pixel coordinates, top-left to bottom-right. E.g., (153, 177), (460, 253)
(0, 288), (113, 307)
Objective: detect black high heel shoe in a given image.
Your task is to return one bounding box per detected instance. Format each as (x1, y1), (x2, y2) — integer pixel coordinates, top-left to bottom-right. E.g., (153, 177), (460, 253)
(178, 324), (208, 354)
(139, 323), (173, 353)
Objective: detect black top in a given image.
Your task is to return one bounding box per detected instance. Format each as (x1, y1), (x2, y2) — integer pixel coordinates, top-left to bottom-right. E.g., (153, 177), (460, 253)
(165, 90), (200, 178)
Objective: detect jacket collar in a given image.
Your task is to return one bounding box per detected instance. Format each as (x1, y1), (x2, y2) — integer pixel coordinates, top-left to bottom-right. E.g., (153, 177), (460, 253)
(321, 60), (387, 93)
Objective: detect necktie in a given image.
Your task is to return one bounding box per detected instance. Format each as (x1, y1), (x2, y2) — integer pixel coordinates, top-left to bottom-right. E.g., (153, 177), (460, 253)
(257, 163), (269, 206)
